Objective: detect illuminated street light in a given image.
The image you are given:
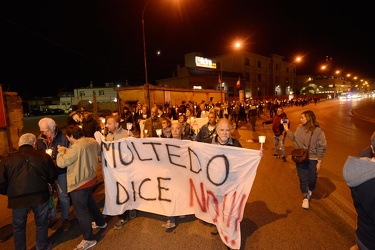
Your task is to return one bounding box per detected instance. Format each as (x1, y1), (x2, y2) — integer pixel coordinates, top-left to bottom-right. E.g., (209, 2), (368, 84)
(142, 0), (153, 85)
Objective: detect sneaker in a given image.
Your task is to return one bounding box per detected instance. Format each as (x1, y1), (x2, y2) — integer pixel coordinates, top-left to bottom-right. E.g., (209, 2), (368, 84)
(62, 220), (71, 232)
(114, 218), (129, 230)
(74, 239), (97, 250)
(272, 153), (279, 158)
(211, 226), (218, 235)
(129, 209), (136, 219)
(282, 156), (286, 162)
(91, 222), (107, 229)
(307, 190), (312, 201)
(302, 198), (309, 209)
(162, 220), (176, 229)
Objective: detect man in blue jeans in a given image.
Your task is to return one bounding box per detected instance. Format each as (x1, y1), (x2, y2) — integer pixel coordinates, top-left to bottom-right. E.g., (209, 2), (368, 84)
(57, 125), (106, 250)
(0, 133), (56, 250)
(37, 117), (72, 231)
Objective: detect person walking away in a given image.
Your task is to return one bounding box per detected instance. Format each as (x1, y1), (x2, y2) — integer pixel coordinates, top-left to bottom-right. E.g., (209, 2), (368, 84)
(343, 155), (375, 250)
(104, 116), (135, 229)
(283, 110), (326, 209)
(0, 133), (56, 250)
(345, 131), (375, 250)
(248, 100), (258, 131)
(57, 125), (107, 250)
(36, 117), (72, 231)
(82, 111), (101, 138)
(263, 107), (289, 162)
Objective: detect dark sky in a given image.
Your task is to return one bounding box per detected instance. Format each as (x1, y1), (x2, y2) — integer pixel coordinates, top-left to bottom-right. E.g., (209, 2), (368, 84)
(1, 1), (374, 99)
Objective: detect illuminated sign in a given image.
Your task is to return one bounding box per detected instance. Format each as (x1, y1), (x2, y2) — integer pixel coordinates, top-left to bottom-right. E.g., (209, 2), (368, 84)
(195, 56), (216, 69)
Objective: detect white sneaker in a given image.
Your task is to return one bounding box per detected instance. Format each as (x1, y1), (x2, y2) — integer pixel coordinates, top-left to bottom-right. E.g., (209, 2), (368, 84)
(162, 220), (176, 228)
(307, 190), (312, 201)
(302, 198), (309, 209)
(74, 239), (97, 250)
(91, 222), (107, 229)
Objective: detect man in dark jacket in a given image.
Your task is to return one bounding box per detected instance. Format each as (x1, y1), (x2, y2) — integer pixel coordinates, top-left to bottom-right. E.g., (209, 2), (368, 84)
(196, 111), (217, 142)
(343, 156), (375, 250)
(203, 118), (242, 237)
(262, 107), (289, 162)
(82, 111), (101, 138)
(0, 133), (56, 250)
(36, 117), (72, 231)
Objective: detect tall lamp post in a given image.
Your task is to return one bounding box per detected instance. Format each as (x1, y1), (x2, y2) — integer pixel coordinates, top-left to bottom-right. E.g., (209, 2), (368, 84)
(142, 0), (153, 108)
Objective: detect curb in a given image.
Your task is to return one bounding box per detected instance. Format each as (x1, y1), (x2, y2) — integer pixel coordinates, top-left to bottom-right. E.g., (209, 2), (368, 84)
(351, 109), (375, 124)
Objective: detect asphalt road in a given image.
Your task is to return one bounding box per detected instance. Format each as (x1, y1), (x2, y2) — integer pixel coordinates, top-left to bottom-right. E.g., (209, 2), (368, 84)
(1, 97), (374, 250)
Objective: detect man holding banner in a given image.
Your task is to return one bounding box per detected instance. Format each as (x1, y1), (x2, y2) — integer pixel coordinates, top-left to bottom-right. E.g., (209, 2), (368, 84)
(105, 116), (135, 230)
(203, 118), (242, 238)
(94, 115), (262, 249)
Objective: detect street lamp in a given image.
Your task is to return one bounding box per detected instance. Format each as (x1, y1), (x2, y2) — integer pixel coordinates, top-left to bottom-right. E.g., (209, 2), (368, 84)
(142, 0), (153, 109)
(142, 0), (153, 85)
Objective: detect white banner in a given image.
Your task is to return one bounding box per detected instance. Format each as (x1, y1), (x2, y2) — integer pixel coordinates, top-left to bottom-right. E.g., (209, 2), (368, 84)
(95, 132), (261, 249)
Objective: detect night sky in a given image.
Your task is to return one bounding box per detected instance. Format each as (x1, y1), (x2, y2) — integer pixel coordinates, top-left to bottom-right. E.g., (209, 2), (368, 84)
(1, 1), (374, 99)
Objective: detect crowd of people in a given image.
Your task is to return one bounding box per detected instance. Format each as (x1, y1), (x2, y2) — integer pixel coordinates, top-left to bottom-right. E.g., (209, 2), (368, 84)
(1, 95), (374, 250)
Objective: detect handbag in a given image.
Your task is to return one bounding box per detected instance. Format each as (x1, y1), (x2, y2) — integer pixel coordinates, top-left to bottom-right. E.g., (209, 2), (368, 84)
(291, 130), (314, 164)
(291, 148), (309, 163)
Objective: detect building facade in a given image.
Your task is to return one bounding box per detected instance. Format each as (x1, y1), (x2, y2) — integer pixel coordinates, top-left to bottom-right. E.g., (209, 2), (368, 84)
(157, 52), (297, 100)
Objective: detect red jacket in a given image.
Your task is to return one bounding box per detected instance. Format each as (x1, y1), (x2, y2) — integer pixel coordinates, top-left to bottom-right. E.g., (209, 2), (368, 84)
(264, 112), (289, 136)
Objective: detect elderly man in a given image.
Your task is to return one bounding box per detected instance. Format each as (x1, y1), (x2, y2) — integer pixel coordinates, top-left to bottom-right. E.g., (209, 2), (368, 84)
(36, 117), (71, 231)
(0, 133), (56, 250)
(203, 118), (242, 237)
(104, 116), (135, 229)
(57, 125), (106, 250)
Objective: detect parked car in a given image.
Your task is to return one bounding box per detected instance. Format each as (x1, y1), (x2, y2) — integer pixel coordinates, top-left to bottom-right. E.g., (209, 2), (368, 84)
(50, 108), (65, 115)
(28, 110), (43, 116)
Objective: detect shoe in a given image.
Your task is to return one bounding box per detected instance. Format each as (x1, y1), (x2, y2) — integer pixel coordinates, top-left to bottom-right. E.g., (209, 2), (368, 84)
(282, 156), (286, 162)
(162, 220), (176, 229)
(129, 209), (136, 219)
(62, 220), (71, 232)
(211, 226), (218, 235)
(272, 153), (279, 158)
(302, 198), (309, 209)
(74, 239), (97, 250)
(114, 218), (129, 230)
(91, 222), (107, 229)
(307, 190), (312, 201)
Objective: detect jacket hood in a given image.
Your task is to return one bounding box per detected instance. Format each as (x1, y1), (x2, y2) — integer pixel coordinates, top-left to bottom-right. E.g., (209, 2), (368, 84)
(343, 156), (375, 187)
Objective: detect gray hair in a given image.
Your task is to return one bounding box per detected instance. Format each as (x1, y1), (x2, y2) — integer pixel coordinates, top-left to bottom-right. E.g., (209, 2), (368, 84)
(18, 133), (36, 147)
(38, 117), (56, 131)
